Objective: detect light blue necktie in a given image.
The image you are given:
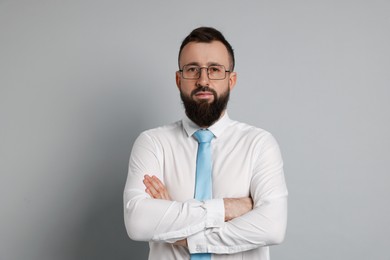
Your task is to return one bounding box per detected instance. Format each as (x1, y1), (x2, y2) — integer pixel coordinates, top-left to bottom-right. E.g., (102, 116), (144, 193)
(191, 129), (214, 260)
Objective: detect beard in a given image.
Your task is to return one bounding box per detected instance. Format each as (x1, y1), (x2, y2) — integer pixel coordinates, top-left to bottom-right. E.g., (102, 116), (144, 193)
(180, 86), (230, 127)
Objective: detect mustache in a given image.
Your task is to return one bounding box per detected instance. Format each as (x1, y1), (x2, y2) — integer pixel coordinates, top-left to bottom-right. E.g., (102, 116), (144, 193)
(191, 86), (217, 97)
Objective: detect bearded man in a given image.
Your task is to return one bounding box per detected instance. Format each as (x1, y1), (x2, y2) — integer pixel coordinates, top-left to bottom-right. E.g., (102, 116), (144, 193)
(124, 27), (288, 260)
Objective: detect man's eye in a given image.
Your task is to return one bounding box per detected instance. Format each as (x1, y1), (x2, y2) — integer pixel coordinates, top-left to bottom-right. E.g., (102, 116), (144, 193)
(210, 66), (221, 72)
(186, 66), (198, 72)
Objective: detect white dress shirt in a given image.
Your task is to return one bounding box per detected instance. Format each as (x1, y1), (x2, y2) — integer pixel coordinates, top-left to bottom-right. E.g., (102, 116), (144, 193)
(124, 113), (288, 259)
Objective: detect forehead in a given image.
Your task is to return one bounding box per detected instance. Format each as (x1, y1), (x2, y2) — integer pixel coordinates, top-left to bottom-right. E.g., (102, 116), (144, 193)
(179, 41), (230, 67)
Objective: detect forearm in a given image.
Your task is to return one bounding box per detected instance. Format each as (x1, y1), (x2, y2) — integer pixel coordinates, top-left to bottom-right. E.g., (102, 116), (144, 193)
(124, 189), (225, 243)
(141, 174), (260, 248)
(223, 197), (253, 221)
(187, 133), (288, 254)
(187, 195), (288, 254)
(124, 133), (224, 243)
(138, 179), (285, 254)
(138, 160), (287, 253)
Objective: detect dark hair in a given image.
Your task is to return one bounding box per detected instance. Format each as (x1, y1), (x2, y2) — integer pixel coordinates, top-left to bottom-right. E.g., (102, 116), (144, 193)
(178, 27), (235, 71)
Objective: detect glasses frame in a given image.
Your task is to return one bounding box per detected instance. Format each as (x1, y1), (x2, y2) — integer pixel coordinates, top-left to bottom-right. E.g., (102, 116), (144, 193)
(179, 64), (231, 80)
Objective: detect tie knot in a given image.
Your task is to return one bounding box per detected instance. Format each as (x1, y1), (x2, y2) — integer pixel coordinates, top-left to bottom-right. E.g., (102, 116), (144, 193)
(193, 129), (214, 143)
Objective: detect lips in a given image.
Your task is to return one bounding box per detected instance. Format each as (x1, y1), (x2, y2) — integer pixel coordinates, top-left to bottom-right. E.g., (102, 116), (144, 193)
(195, 91), (214, 99)
(195, 91), (213, 96)
(191, 87), (217, 101)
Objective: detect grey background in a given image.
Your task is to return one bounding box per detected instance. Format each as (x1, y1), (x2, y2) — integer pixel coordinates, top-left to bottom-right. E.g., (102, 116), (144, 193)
(1, 0), (389, 259)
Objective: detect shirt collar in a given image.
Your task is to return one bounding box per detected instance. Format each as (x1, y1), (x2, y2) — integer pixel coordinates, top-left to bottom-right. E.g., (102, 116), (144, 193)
(182, 112), (232, 138)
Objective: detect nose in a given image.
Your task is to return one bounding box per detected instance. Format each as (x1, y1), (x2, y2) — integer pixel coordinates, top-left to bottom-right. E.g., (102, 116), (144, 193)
(196, 67), (210, 87)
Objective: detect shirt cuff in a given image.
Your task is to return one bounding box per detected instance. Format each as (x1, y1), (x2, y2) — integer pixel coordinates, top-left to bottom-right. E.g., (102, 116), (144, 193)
(187, 230), (207, 253)
(187, 199), (225, 254)
(202, 198), (225, 228)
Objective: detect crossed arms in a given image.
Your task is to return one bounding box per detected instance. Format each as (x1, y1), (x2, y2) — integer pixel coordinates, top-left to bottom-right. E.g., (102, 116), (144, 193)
(143, 174), (253, 247)
(143, 175), (253, 222)
(123, 132), (288, 254)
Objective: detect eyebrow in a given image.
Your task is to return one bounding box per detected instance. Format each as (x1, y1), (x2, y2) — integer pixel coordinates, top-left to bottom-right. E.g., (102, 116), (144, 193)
(184, 61), (225, 67)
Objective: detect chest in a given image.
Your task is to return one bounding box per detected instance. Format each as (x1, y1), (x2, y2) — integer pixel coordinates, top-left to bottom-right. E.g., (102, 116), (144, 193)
(162, 137), (257, 201)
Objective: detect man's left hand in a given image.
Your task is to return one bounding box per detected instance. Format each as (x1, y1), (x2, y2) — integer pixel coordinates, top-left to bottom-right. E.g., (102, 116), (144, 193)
(143, 174), (172, 200)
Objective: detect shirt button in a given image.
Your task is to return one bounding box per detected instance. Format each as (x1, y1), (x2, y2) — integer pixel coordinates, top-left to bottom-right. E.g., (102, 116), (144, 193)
(196, 245), (201, 252)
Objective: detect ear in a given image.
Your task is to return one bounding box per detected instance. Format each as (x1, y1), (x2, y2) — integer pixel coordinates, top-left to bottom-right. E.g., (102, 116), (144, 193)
(228, 72), (237, 91)
(175, 71), (181, 90)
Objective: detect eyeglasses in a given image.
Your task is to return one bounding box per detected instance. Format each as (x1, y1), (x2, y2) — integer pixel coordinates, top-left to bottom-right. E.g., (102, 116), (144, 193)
(179, 64), (230, 80)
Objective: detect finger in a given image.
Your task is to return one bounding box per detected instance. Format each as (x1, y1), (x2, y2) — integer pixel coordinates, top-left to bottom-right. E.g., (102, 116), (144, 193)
(143, 175), (157, 191)
(151, 176), (171, 200)
(152, 176), (166, 194)
(143, 175), (153, 188)
(145, 188), (153, 198)
(152, 175), (167, 190)
(143, 178), (160, 198)
(148, 175), (164, 194)
(144, 175), (171, 200)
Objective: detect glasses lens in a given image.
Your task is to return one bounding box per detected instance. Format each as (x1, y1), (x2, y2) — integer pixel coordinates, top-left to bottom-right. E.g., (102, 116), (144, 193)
(182, 65), (199, 79)
(208, 65), (225, 79)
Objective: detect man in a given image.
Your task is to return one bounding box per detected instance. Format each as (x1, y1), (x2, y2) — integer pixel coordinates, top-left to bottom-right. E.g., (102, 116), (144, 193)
(124, 27), (288, 259)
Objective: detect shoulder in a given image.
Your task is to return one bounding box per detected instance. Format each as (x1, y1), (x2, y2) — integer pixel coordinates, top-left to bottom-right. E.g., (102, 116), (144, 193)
(226, 119), (281, 150)
(229, 119), (273, 138)
(142, 120), (182, 136)
(227, 120), (284, 168)
(135, 120), (183, 144)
